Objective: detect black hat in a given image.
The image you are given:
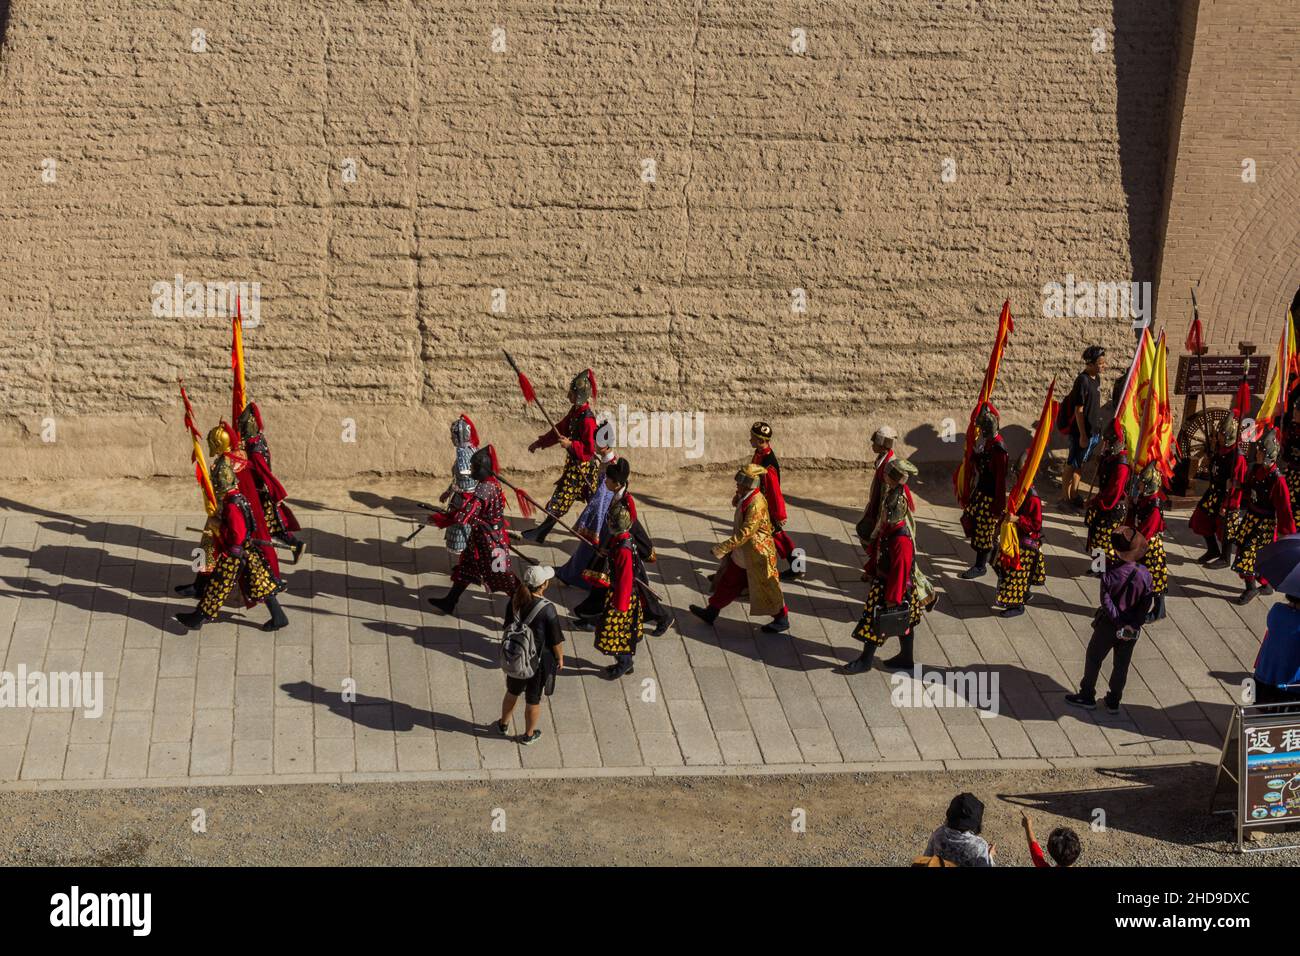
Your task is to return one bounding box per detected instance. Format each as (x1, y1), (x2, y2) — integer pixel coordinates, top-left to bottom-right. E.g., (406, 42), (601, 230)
(1110, 526), (1148, 563)
(945, 792), (985, 833)
(606, 458), (630, 486)
(1082, 345), (1106, 363)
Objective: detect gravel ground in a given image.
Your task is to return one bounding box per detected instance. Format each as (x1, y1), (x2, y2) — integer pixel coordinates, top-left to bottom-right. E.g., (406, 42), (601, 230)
(0, 762), (1292, 867)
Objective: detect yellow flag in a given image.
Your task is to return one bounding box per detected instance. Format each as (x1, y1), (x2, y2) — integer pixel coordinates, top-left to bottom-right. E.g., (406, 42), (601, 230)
(1257, 308), (1297, 426)
(1114, 327), (1155, 459)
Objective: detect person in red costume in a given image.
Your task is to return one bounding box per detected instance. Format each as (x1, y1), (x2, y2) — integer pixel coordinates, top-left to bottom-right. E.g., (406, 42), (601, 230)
(841, 486), (921, 674)
(177, 457), (288, 631)
(592, 502), (643, 679)
(428, 445), (517, 615)
(204, 422), (282, 584)
(1229, 427), (1296, 605)
(750, 421), (802, 581)
(1193, 414), (1248, 568)
(1085, 421), (1130, 565)
(994, 453), (1046, 618)
(523, 368), (600, 544)
(957, 405), (1007, 580)
(236, 401), (305, 563)
(858, 425), (898, 543)
(1126, 464), (1168, 621)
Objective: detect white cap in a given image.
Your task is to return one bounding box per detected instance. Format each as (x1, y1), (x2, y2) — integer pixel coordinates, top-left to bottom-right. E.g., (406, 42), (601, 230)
(873, 425), (897, 442)
(521, 564), (555, 589)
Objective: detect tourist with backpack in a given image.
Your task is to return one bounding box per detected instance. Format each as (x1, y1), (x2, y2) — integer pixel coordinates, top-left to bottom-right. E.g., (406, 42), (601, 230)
(494, 564), (565, 745)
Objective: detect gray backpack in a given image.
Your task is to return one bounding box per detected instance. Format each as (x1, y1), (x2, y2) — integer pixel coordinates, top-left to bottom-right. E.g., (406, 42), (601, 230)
(501, 598), (550, 679)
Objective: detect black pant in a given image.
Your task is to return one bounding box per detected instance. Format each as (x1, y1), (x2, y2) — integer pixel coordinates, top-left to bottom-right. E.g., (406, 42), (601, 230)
(1079, 618), (1137, 705)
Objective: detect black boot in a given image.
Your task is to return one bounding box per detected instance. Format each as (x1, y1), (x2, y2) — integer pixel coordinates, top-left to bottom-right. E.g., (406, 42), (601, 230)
(429, 582), (468, 614)
(959, 549), (990, 580)
(650, 615), (672, 637)
(1197, 536), (1221, 564)
(262, 595), (289, 632)
(882, 631), (916, 670)
(689, 604), (719, 624)
(839, 644), (877, 675)
(174, 578), (201, 598)
(1237, 579), (1260, 605)
(1207, 542), (1235, 570)
(176, 608), (207, 630)
(1146, 593), (1166, 622)
(289, 538), (306, 564)
(522, 516), (557, 543)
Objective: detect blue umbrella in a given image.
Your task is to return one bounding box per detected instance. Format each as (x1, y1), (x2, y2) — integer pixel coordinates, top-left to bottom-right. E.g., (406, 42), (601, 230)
(1256, 534), (1300, 594)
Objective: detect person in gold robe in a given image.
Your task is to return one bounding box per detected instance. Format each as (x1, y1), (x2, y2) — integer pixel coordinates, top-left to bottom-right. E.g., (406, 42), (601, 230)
(689, 463), (789, 633)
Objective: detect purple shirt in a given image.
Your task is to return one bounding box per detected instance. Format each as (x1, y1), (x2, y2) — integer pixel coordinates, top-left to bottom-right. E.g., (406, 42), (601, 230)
(1100, 560), (1153, 631)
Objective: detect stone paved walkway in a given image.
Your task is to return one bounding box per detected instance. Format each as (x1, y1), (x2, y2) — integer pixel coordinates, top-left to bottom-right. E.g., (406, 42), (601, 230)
(0, 485), (1259, 789)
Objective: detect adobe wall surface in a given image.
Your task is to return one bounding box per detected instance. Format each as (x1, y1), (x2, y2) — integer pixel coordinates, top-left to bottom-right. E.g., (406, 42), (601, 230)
(0, 1), (1185, 481)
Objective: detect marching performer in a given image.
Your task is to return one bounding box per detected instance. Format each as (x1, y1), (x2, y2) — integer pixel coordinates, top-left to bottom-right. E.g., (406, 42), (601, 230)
(858, 425), (899, 544)
(994, 454), (1046, 618)
(592, 503), (644, 679)
(557, 439), (617, 587)
(176, 458), (288, 631)
(523, 368), (600, 543)
(439, 414), (480, 555)
(1280, 393), (1300, 501)
(957, 407), (1007, 579)
(841, 485), (921, 673)
(236, 402), (305, 563)
(428, 445), (517, 614)
(570, 457), (671, 636)
(1126, 464), (1168, 621)
(689, 463), (790, 634)
(751, 421), (801, 580)
(1229, 428), (1295, 605)
(1192, 414), (1247, 567)
(1085, 422), (1130, 564)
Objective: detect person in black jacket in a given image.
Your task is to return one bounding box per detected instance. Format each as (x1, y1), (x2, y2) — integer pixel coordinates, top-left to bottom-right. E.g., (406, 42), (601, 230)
(494, 564), (566, 746)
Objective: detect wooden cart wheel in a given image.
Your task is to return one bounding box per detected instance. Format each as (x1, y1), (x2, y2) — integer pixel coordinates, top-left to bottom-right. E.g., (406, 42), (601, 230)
(1177, 407), (1231, 479)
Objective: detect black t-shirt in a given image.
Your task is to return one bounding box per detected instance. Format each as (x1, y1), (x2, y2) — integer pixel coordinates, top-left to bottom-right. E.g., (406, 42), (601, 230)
(504, 598), (565, 669)
(1069, 371), (1102, 437)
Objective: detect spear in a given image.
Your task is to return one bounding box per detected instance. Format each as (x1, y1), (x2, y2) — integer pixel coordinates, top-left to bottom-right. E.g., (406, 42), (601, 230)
(1191, 283), (1212, 458)
(504, 350), (562, 441)
(492, 472), (585, 541)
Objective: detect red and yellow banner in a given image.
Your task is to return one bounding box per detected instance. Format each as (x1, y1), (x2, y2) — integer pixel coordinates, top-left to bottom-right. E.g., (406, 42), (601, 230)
(998, 379), (1058, 570)
(1113, 326), (1156, 460)
(1256, 307), (1298, 429)
(231, 298), (248, 426)
(954, 300), (1014, 506)
(179, 380), (217, 516)
(1133, 331), (1175, 479)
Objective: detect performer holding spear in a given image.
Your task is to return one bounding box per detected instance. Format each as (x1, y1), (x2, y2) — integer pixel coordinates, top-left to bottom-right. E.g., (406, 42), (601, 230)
(506, 351), (601, 543)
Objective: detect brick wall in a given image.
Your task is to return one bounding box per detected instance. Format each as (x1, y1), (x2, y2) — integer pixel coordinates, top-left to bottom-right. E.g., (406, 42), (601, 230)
(0, 0), (1182, 480)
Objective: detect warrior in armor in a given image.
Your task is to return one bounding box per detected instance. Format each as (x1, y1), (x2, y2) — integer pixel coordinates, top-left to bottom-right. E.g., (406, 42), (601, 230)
(570, 457), (672, 636)
(591, 502), (645, 680)
(958, 406), (1007, 579)
(1192, 413), (1248, 567)
(689, 463), (790, 634)
(751, 421), (802, 581)
(841, 485), (921, 674)
(440, 414), (480, 556)
(236, 402), (305, 563)
(176, 457), (288, 631)
(427, 445), (517, 614)
(1228, 427), (1295, 605)
(522, 368), (600, 543)
(1126, 463), (1168, 621)
(994, 453), (1047, 619)
(1085, 421), (1130, 564)
(1280, 391), (1300, 498)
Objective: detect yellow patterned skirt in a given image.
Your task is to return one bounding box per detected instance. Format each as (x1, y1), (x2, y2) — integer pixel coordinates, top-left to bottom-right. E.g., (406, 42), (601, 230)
(1085, 504), (1124, 559)
(199, 549), (283, 618)
(995, 547), (1046, 607)
(548, 457), (600, 517)
(964, 490), (999, 550)
(595, 593), (644, 657)
(852, 578), (922, 647)
(1230, 511), (1276, 579)
(1140, 534), (1168, 594)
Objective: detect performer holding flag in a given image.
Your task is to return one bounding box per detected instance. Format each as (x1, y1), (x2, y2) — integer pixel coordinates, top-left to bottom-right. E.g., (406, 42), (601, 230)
(522, 367), (600, 543)
(175, 381), (221, 598)
(237, 402), (305, 563)
(994, 380), (1058, 617)
(1194, 405), (1248, 568)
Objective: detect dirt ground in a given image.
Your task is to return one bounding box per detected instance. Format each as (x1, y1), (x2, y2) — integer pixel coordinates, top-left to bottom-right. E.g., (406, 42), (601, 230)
(0, 762), (1290, 867)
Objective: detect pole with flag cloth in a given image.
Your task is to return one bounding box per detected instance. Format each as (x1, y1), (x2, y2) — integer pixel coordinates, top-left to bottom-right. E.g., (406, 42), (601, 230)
(179, 379), (217, 516)
(954, 300), (1014, 508)
(997, 378), (1058, 571)
(231, 297), (248, 427)
(1255, 307), (1299, 436)
(503, 350), (561, 441)
(1113, 325), (1156, 461)
(1134, 331), (1176, 481)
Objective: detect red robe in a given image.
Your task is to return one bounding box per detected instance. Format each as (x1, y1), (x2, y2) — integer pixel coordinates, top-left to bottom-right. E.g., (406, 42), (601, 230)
(1128, 493), (1166, 539)
(863, 448), (895, 532)
(222, 451), (280, 577)
(751, 445), (788, 524)
(245, 436), (301, 533)
(878, 522), (915, 606)
(1095, 455), (1130, 512)
(601, 531), (636, 612)
(535, 404), (597, 461)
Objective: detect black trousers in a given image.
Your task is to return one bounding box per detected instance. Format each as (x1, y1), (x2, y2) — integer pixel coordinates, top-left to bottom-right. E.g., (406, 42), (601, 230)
(1079, 617), (1137, 704)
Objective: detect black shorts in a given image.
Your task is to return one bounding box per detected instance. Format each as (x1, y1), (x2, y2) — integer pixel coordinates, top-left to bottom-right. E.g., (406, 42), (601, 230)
(506, 663), (556, 705)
